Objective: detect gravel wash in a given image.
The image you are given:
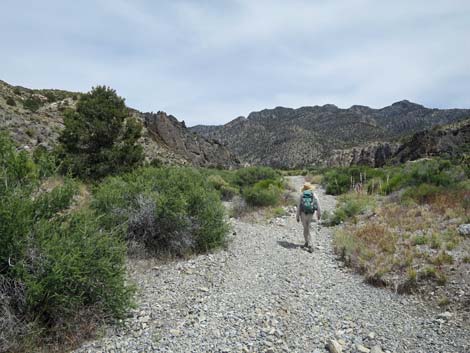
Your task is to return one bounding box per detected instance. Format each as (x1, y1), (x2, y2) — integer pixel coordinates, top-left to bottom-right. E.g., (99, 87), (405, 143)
(74, 177), (469, 353)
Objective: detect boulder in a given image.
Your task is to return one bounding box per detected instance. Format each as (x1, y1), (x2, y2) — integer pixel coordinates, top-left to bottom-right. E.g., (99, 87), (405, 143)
(458, 224), (470, 236)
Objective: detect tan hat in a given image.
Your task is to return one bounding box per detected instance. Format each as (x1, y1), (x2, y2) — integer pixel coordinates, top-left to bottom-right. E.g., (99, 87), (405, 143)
(301, 182), (316, 191)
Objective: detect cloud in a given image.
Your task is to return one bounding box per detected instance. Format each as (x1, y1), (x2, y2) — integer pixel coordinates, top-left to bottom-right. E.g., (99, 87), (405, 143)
(1, 0), (469, 125)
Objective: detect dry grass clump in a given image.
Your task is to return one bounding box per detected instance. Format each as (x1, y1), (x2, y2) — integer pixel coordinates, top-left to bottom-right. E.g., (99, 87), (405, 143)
(306, 174), (323, 185)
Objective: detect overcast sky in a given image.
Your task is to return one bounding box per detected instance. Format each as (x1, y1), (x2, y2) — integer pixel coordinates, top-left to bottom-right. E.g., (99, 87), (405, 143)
(1, 0), (469, 126)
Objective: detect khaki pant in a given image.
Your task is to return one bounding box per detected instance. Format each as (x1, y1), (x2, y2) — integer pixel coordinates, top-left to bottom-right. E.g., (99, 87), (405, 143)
(300, 212), (317, 247)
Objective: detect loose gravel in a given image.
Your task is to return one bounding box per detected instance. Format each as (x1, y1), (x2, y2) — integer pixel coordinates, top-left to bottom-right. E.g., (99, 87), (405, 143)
(74, 176), (470, 353)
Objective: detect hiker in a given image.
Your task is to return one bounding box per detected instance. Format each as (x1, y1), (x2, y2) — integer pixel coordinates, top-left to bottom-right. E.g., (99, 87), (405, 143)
(296, 183), (321, 252)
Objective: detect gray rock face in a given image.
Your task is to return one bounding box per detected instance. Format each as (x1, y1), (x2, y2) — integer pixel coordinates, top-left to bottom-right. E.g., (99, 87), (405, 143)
(142, 112), (239, 169)
(392, 119), (470, 163)
(326, 142), (401, 167)
(192, 102), (470, 168)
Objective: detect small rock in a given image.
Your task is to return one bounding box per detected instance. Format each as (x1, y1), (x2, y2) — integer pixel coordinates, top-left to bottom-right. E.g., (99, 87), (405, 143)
(169, 329), (181, 336)
(368, 332), (376, 340)
(356, 344), (370, 353)
(457, 224), (470, 236)
(438, 311), (453, 320)
(328, 339), (343, 353)
(370, 346), (383, 353)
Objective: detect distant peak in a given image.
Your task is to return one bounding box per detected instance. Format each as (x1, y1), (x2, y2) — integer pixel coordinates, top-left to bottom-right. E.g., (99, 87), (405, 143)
(226, 116), (247, 126)
(390, 100), (423, 108)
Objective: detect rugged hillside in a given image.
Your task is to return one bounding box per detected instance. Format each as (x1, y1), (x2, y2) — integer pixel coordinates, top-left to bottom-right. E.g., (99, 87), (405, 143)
(392, 118), (470, 163)
(324, 119), (470, 167)
(142, 112), (239, 168)
(0, 80), (239, 168)
(192, 101), (470, 168)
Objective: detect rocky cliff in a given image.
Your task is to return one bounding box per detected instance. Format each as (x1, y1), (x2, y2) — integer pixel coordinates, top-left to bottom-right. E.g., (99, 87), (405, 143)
(392, 119), (470, 163)
(326, 142), (401, 167)
(192, 101), (470, 168)
(142, 112), (239, 168)
(0, 80), (239, 168)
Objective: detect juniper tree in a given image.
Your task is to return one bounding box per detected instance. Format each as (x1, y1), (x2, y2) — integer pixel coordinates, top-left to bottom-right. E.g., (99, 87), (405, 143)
(58, 86), (143, 179)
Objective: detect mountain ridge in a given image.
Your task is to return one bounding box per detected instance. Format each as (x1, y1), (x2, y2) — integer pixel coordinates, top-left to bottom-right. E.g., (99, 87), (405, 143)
(191, 101), (470, 168)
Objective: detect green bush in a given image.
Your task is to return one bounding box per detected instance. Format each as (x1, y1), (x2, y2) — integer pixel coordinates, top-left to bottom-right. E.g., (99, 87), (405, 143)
(243, 179), (282, 207)
(6, 97), (16, 106)
(0, 133), (37, 193)
(43, 91), (57, 102)
(328, 193), (374, 225)
(58, 86), (144, 180)
(323, 171), (351, 195)
(0, 134), (132, 350)
(33, 179), (79, 220)
(402, 183), (442, 204)
(207, 174), (239, 200)
(19, 210), (132, 327)
(23, 97), (42, 112)
(234, 166), (280, 187)
(32, 146), (58, 178)
(93, 167), (229, 255)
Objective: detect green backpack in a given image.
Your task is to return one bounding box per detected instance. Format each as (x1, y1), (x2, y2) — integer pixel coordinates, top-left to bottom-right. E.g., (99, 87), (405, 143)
(301, 190), (318, 214)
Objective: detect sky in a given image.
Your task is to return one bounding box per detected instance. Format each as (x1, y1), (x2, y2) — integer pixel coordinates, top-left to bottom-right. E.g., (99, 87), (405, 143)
(1, 0), (469, 126)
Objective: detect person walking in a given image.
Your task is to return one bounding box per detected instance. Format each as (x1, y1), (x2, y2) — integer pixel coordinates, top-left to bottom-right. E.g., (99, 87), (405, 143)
(296, 183), (321, 253)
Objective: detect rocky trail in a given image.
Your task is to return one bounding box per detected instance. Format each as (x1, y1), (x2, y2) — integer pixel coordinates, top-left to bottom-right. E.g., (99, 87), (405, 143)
(74, 176), (469, 353)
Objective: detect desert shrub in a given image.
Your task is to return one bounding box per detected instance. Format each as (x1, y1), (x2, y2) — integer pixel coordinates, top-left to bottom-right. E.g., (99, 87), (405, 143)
(207, 174), (239, 200)
(0, 133), (37, 193)
(23, 97), (42, 112)
(43, 91), (56, 102)
(32, 146), (58, 178)
(323, 170), (350, 195)
(33, 179), (79, 219)
(6, 97), (16, 106)
(0, 134), (132, 350)
(328, 193), (374, 225)
(242, 179), (283, 207)
(308, 174), (323, 184)
(18, 211), (132, 328)
(0, 276), (27, 353)
(333, 229), (359, 265)
(92, 167), (229, 256)
(58, 86), (144, 180)
(234, 166), (280, 188)
(323, 166), (384, 195)
(228, 196), (251, 218)
(402, 183), (442, 204)
(412, 235), (427, 245)
(272, 206), (286, 217)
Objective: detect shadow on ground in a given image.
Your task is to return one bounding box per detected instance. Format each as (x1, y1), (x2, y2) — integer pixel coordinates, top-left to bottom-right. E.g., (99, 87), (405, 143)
(277, 240), (303, 250)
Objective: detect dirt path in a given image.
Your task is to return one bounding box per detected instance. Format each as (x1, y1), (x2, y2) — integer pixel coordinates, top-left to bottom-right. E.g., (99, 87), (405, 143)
(74, 177), (469, 353)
